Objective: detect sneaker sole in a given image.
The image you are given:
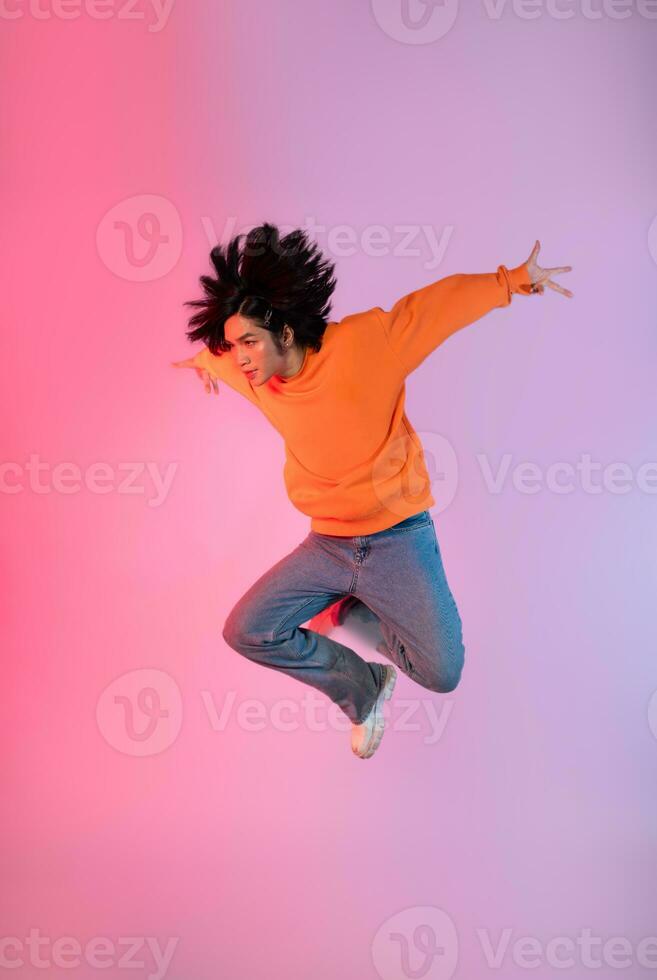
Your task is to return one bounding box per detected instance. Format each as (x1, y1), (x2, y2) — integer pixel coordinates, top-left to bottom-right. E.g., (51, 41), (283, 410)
(353, 665), (397, 759)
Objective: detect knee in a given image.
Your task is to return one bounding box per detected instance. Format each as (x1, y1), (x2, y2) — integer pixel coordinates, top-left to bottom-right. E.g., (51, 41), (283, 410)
(222, 609), (260, 652)
(221, 618), (241, 650)
(428, 667), (462, 694)
(222, 597), (278, 655)
(423, 646), (465, 694)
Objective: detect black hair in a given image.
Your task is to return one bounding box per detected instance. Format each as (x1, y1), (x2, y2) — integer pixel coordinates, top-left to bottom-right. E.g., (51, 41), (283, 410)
(184, 222), (337, 356)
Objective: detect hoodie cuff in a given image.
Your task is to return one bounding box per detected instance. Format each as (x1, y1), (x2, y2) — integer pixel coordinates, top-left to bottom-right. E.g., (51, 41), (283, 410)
(191, 346), (217, 374)
(505, 261), (535, 296)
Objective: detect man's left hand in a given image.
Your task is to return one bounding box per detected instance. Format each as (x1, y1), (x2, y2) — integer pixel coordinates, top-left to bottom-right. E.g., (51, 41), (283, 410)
(524, 240), (573, 298)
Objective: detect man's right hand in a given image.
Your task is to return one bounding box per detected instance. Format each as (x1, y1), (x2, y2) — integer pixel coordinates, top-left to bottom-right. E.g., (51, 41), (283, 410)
(171, 357), (220, 395)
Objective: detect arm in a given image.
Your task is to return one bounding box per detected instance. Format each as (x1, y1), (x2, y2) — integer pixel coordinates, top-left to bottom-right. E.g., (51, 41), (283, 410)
(187, 346), (260, 405)
(375, 261), (534, 378)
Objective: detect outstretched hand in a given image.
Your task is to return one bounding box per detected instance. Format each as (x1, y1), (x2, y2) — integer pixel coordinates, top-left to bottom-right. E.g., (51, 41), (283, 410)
(171, 357), (220, 395)
(524, 241), (573, 298)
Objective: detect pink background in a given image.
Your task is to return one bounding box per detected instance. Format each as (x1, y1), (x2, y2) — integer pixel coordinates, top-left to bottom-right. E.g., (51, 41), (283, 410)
(3, 2), (657, 978)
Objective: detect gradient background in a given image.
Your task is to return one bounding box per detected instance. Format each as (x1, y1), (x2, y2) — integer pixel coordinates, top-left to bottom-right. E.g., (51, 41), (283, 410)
(3, 1), (657, 978)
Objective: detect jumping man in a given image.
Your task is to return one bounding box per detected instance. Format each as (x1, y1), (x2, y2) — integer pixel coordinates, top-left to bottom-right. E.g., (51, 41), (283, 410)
(172, 223), (573, 759)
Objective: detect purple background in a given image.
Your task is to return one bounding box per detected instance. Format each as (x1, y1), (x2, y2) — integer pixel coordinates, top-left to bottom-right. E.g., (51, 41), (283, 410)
(3, 1), (657, 978)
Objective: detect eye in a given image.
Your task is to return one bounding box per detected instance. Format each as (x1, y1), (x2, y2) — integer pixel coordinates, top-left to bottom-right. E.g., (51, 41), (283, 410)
(245, 340), (256, 347)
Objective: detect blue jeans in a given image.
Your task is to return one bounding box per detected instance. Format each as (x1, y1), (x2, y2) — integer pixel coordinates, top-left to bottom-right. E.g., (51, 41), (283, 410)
(222, 510), (465, 724)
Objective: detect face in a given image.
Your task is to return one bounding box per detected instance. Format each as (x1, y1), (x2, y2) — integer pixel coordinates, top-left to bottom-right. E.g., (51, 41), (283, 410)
(223, 314), (288, 386)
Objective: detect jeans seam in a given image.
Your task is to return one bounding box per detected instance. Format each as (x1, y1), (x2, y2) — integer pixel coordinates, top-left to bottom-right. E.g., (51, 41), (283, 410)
(272, 602), (378, 716)
(270, 596), (321, 645)
(384, 511), (431, 534)
(383, 521), (431, 537)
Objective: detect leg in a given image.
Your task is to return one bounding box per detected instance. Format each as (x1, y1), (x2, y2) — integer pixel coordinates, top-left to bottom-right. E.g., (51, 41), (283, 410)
(221, 533), (383, 724)
(351, 511), (465, 693)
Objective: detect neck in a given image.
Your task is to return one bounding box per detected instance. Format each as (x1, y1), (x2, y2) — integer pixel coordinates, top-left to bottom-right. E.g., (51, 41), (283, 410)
(278, 344), (306, 379)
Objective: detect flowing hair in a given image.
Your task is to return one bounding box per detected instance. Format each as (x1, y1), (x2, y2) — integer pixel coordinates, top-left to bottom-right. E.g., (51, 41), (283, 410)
(184, 223), (337, 356)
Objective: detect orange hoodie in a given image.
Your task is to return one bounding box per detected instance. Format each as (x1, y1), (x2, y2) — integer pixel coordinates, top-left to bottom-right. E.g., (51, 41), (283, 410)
(190, 261), (534, 536)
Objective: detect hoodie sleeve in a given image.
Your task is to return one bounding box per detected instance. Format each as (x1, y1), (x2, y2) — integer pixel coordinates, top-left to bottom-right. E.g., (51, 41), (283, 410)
(375, 261), (535, 377)
(189, 346), (260, 405)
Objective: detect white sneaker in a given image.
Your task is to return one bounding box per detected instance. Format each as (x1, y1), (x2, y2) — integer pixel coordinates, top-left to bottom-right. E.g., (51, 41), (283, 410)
(351, 665), (397, 759)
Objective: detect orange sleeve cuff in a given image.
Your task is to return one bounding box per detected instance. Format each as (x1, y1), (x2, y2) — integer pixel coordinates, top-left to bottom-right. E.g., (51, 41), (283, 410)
(191, 346), (220, 376)
(505, 261), (534, 296)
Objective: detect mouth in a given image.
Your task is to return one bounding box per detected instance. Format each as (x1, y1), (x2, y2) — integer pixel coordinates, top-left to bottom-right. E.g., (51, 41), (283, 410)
(244, 369), (258, 380)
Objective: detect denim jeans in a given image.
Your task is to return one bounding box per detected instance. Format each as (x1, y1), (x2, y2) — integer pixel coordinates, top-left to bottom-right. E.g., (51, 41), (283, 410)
(222, 510), (465, 724)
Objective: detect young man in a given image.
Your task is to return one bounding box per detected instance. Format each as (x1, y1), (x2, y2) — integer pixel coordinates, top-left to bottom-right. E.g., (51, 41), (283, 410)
(173, 223), (573, 759)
